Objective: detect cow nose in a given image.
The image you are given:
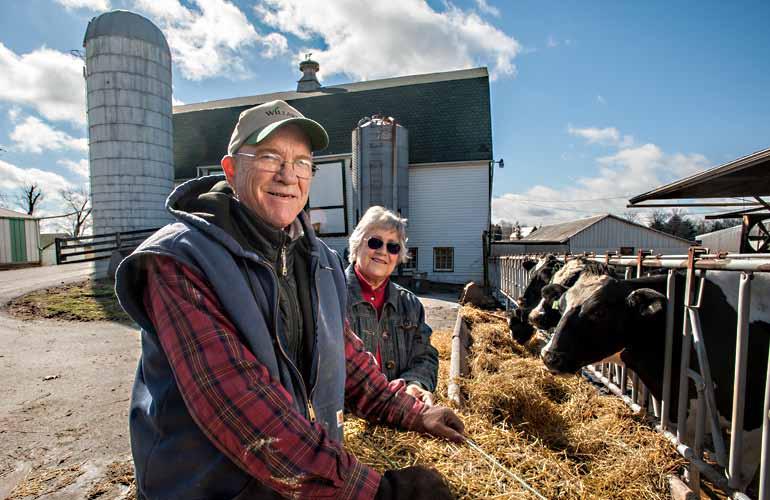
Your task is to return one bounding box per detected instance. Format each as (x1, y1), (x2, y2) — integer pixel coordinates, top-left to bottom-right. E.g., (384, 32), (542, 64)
(541, 350), (566, 372)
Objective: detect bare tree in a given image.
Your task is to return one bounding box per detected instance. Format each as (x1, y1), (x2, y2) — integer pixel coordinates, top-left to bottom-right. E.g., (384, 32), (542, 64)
(17, 183), (44, 215)
(59, 187), (92, 237)
(622, 211), (640, 223)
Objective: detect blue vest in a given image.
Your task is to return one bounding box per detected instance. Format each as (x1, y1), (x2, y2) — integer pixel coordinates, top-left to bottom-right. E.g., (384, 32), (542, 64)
(115, 176), (348, 499)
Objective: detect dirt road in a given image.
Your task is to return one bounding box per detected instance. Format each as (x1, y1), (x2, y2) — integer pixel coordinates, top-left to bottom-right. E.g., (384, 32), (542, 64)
(0, 268), (460, 499)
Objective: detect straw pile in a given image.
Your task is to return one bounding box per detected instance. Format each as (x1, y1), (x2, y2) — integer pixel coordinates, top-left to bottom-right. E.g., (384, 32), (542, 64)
(344, 305), (683, 499)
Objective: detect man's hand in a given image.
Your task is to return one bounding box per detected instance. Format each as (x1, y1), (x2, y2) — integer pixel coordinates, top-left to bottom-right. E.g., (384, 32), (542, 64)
(412, 406), (465, 443)
(405, 383), (435, 406)
(374, 466), (454, 500)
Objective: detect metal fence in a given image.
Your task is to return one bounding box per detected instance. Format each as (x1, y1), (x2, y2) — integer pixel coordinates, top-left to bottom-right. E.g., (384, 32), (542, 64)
(55, 227), (159, 264)
(488, 249), (770, 499)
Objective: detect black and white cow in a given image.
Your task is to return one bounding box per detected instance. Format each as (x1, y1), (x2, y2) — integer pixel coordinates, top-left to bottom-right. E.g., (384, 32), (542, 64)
(526, 258), (615, 331)
(541, 271), (770, 483)
(508, 255), (562, 343)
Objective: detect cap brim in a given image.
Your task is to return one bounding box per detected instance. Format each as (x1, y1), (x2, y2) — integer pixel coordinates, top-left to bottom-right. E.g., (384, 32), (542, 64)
(244, 117), (329, 152)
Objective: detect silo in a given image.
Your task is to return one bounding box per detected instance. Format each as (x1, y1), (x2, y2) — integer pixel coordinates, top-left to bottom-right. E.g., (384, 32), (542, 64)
(83, 10), (174, 235)
(351, 116), (409, 223)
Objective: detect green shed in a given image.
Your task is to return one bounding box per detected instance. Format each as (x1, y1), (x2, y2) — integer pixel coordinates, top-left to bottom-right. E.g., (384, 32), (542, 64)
(0, 208), (41, 266)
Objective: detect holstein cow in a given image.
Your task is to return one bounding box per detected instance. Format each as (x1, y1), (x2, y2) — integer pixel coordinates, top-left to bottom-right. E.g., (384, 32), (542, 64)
(541, 271), (770, 484)
(527, 257), (616, 332)
(508, 255), (562, 343)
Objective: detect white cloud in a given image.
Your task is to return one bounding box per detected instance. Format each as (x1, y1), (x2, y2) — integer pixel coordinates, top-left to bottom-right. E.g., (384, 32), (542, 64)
(547, 35), (558, 48)
(132, 0), (285, 80)
(0, 160), (73, 199)
(55, 0), (110, 10)
(172, 96), (185, 106)
(475, 0), (500, 17)
(493, 141), (711, 226)
(0, 43), (86, 125)
(255, 0), (521, 81)
(568, 125), (634, 148)
(596, 95), (606, 105)
(58, 159), (90, 178)
(9, 116), (88, 154)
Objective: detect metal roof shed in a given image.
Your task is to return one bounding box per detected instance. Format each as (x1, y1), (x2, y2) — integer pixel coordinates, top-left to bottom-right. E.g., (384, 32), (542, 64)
(491, 214), (693, 256)
(0, 208), (40, 266)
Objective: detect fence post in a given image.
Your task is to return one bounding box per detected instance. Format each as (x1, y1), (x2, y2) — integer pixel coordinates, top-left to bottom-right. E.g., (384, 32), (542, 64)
(55, 238), (62, 265)
(482, 230), (489, 290)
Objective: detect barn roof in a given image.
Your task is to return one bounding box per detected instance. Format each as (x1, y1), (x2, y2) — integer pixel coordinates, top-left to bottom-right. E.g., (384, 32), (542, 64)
(0, 207), (38, 220)
(629, 146), (770, 204)
(173, 67), (493, 180)
(519, 213), (694, 244)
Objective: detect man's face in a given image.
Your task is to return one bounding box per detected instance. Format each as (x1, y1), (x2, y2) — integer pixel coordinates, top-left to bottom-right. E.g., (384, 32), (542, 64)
(222, 123), (312, 229)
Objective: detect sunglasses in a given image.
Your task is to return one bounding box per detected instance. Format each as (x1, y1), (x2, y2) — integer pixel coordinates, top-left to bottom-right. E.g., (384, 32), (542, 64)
(366, 236), (401, 255)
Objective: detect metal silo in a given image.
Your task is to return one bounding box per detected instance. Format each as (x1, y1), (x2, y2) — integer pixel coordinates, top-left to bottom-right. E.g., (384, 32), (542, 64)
(351, 115), (409, 223)
(83, 10), (174, 235)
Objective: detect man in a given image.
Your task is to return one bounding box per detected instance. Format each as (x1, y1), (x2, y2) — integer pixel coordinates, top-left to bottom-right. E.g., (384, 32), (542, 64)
(115, 100), (464, 499)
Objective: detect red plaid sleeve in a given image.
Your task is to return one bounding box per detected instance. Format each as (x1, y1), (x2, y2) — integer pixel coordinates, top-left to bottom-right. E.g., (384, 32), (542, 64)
(343, 323), (426, 429)
(143, 255), (381, 499)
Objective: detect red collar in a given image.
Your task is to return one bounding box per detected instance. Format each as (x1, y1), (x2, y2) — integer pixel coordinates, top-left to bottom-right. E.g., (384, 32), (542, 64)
(354, 265), (389, 316)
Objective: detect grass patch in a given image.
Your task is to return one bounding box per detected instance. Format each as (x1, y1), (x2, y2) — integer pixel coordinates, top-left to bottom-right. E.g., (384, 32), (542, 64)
(6, 279), (132, 323)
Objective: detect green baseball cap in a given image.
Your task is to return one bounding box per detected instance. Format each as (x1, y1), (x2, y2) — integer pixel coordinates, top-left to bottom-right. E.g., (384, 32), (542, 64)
(227, 99), (329, 156)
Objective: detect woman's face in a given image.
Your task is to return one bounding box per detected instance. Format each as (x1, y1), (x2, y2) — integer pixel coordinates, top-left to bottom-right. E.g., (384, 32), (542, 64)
(356, 227), (401, 284)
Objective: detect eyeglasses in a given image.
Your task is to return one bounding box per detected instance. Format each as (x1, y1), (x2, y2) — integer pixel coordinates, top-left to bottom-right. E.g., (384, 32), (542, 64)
(235, 152), (316, 179)
(366, 236), (401, 255)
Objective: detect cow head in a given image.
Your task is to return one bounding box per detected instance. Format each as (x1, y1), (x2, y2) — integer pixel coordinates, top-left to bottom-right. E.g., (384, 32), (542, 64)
(528, 283), (568, 330)
(540, 274), (667, 374)
(508, 255), (563, 344)
(527, 258), (614, 332)
(509, 307), (535, 343)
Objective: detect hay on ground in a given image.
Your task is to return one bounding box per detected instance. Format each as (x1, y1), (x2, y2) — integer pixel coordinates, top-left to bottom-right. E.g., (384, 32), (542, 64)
(345, 305), (683, 499)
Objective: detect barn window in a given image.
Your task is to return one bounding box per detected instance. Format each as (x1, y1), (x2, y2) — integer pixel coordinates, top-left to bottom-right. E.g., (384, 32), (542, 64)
(401, 247), (418, 272)
(433, 247), (454, 272)
(308, 160), (348, 237)
(619, 246), (635, 256)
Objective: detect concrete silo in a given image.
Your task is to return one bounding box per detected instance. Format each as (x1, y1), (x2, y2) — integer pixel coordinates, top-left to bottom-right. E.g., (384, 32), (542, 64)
(351, 116), (409, 223)
(83, 10), (174, 235)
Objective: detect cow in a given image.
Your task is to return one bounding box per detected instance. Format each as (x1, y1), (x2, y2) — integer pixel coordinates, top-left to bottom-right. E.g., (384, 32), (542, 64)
(508, 255), (562, 343)
(527, 258), (616, 331)
(540, 271), (770, 485)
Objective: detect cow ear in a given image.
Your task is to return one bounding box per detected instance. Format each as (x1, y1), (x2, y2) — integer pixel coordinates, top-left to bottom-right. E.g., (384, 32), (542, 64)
(522, 259), (537, 271)
(626, 288), (667, 319)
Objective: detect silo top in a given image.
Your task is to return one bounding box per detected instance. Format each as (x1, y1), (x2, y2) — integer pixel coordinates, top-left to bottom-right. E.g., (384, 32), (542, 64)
(83, 10), (169, 52)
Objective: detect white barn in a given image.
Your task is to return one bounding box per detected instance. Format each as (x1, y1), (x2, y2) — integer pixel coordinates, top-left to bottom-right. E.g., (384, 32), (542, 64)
(491, 214), (694, 256)
(173, 65), (494, 284)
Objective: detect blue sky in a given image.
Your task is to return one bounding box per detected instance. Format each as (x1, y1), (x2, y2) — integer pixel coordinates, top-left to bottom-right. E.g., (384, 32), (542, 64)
(1, 0), (768, 230)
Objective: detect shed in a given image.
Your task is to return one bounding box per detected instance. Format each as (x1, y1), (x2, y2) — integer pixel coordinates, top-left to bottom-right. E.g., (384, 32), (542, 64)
(0, 208), (41, 267)
(491, 214), (693, 256)
(695, 225), (742, 253)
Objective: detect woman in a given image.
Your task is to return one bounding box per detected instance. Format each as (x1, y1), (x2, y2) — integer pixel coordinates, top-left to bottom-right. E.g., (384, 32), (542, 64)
(346, 206), (439, 405)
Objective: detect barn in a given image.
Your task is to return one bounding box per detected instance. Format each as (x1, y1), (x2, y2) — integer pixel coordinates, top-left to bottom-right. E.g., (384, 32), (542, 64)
(172, 62), (494, 284)
(0, 208), (40, 268)
(490, 213), (693, 256)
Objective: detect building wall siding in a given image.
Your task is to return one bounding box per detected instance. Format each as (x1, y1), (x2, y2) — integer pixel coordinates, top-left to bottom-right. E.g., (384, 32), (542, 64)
(407, 162), (487, 284)
(0, 219), (10, 264)
(696, 225), (742, 253)
(569, 217), (692, 255)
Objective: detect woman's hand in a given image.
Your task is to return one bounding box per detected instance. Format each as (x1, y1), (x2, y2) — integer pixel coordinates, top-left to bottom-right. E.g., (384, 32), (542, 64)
(406, 383), (435, 406)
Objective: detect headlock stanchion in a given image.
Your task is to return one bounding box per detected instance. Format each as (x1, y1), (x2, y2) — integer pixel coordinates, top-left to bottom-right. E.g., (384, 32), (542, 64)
(487, 249), (770, 499)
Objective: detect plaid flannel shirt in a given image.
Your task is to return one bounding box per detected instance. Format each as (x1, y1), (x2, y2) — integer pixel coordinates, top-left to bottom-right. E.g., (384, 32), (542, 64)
(142, 255), (425, 499)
